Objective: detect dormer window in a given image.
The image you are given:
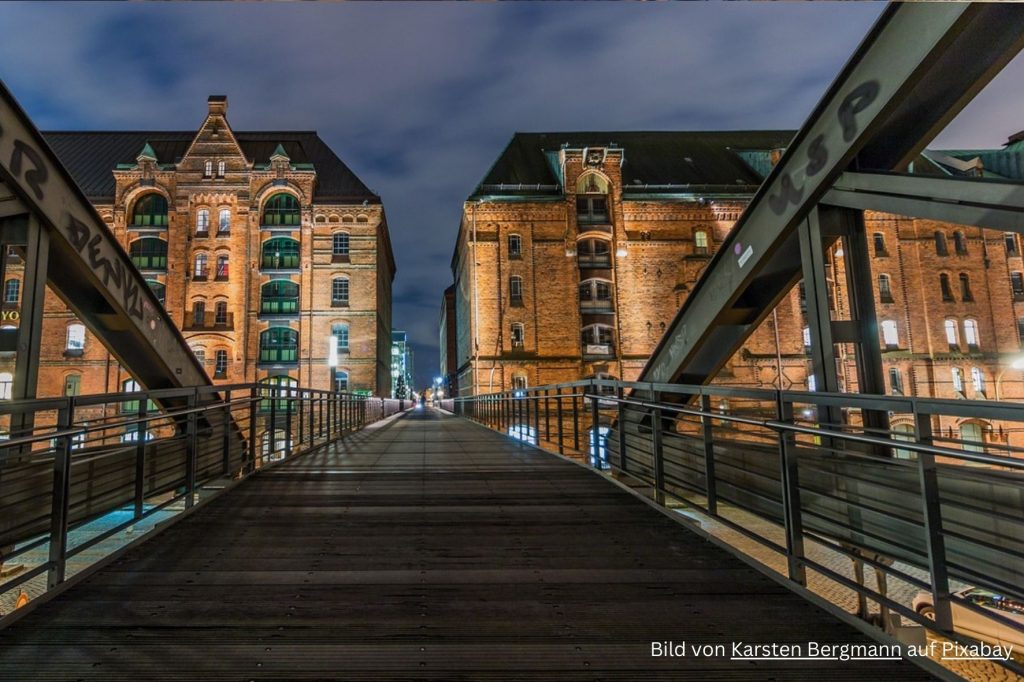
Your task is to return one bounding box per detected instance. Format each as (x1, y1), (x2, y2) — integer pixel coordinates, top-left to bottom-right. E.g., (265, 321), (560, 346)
(204, 161), (213, 177)
(217, 161), (225, 177)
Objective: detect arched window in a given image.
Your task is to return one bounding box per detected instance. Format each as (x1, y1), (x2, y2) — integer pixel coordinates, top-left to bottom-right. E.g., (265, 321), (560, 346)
(258, 375), (297, 413)
(59, 374), (80, 398)
(191, 345), (206, 365)
(261, 193), (300, 227)
(952, 367), (964, 393)
(508, 234), (522, 258)
(1006, 233), (1020, 256)
(0, 372), (12, 400)
(217, 161), (225, 177)
(959, 422), (984, 453)
(511, 372), (528, 391)
(146, 280), (165, 305)
(130, 238), (167, 270)
(193, 252), (208, 279)
(66, 323), (86, 352)
(963, 319), (980, 349)
(510, 322), (524, 348)
(196, 208), (210, 234)
(261, 238), (300, 269)
(261, 280), (299, 315)
(970, 367), (986, 395)
(958, 273), (973, 302)
(214, 301), (229, 326)
(131, 194), (168, 227)
(3, 278), (19, 304)
(581, 324), (614, 355)
(204, 161), (213, 177)
(577, 238), (611, 267)
(509, 276), (523, 303)
(578, 278), (613, 310)
(191, 300), (206, 326)
(259, 327), (298, 363)
(332, 323), (349, 351)
(877, 274), (893, 303)
(881, 320), (899, 348)
(334, 370), (349, 393)
(934, 231), (948, 256)
(944, 319), (959, 349)
(576, 174), (609, 224)
(331, 278), (349, 306)
(218, 208), (231, 235)
(939, 273), (954, 301)
(953, 230), (967, 255)
(333, 232), (350, 258)
(872, 232), (887, 256)
(694, 230), (709, 255)
(216, 254), (229, 280)
(214, 350), (229, 378)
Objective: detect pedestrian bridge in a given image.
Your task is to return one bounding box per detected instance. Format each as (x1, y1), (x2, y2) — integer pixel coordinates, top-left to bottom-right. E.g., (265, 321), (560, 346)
(0, 408), (934, 680)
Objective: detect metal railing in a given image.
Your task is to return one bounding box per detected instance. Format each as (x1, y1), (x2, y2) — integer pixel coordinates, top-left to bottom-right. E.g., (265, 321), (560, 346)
(0, 383), (404, 608)
(444, 379), (1024, 677)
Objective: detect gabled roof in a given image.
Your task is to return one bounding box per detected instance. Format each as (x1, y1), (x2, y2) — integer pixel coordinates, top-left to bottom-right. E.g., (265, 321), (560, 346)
(41, 130), (379, 203)
(470, 130), (795, 199)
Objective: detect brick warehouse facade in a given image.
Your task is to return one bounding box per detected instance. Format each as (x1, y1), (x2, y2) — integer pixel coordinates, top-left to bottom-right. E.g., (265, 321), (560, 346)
(0, 96), (395, 410)
(447, 131), (1024, 452)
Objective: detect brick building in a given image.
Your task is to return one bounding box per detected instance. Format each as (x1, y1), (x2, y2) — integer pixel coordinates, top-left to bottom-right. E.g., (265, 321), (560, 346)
(446, 131), (1024, 450)
(0, 96), (395, 410)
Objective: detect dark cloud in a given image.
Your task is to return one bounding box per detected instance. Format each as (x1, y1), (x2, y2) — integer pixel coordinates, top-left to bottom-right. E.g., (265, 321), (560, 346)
(0, 2), (1018, 390)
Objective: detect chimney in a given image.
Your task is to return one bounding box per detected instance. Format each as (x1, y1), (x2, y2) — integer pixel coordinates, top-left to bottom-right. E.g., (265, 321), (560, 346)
(208, 95), (228, 116)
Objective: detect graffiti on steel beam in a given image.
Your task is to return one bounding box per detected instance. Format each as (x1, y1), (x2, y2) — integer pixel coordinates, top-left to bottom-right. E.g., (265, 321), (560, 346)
(66, 216), (144, 321)
(768, 80), (879, 216)
(0, 108), (146, 323)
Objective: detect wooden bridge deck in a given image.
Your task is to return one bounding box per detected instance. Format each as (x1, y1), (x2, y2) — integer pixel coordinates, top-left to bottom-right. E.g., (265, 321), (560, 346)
(0, 407), (933, 680)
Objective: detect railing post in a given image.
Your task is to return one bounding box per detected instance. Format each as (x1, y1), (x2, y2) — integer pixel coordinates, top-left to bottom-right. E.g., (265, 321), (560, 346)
(309, 391), (315, 445)
(47, 398), (74, 589)
(651, 406), (665, 505)
(248, 385), (258, 471)
(134, 398), (148, 519)
(543, 389), (550, 445)
(556, 387), (564, 455)
(590, 390), (601, 468)
(616, 384), (627, 473)
(297, 390), (305, 450)
(285, 389), (293, 458)
(572, 391), (580, 452)
(185, 389), (198, 508)
(222, 389), (232, 475)
(776, 393), (806, 586)
(700, 393), (718, 515)
(915, 408), (953, 632)
(269, 385), (278, 463)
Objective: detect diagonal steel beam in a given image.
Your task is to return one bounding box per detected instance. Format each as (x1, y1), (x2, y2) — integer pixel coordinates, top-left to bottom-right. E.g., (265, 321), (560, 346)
(641, 3), (1024, 386)
(0, 79), (207, 391)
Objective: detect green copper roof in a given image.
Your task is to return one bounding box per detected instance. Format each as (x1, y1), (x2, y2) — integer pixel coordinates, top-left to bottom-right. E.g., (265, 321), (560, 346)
(270, 143), (290, 160)
(136, 142), (157, 161)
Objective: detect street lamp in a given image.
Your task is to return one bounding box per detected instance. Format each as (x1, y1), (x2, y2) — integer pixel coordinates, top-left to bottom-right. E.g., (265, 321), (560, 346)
(994, 354), (1024, 401)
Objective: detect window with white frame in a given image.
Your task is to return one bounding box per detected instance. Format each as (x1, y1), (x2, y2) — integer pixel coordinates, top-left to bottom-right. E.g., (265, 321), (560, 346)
(952, 367), (964, 393)
(194, 252), (208, 278)
(332, 278), (349, 305)
(508, 234), (522, 258)
(4, 278), (19, 304)
(217, 161), (225, 177)
(881, 320), (899, 348)
(332, 232), (350, 258)
(511, 322), (524, 348)
(204, 161), (213, 177)
(509, 276), (523, 303)
(196, 208), (210, 234)
(971, 367), (986, 395)
(332, 323), (349, 351)
(694, 230), (709, 255)
(944, 319), (959, 349)
(0, 372), (12, 400)
(963, 319), (980, 349)
(218, 208), (231, 234)
(66, 324), (85, 352)
(214, 350), (229, 378)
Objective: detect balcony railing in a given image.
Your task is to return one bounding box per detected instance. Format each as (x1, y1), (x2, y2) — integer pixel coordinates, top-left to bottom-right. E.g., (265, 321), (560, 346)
(259, 347), (298, 364)
(583, 343), (613, 357)
(578, 254), (612, 268)
(260, 298), (299, 317)
(131, 255), (167, 272)
(580, 298), (614, 313)
(261, 254), (300, 270)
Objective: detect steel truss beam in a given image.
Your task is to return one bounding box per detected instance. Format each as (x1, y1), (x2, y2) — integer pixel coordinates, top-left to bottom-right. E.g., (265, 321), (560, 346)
(641, 3), (1024, 386)
(0, 80), (207, 392)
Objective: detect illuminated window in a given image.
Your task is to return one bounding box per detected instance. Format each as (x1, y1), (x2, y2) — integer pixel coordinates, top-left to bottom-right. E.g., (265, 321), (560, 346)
(218, 208), (231, 235)
(66, 323), (86, 352)
(217, 161), (225, 177)
(881, 320), (899, 348)
(131, 194), (168, 227)
(214, 350), (229, 378)
(196, 209), (210, 234)
(204, 161), (213, 177)
(964, 319), (979, 349)
(694, 230), (709, 255)
(944, 319), (959, 349)
(262, 193), (300, 226)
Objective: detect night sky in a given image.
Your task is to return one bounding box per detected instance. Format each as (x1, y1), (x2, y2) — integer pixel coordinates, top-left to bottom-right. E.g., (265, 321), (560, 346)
(1, 3), (1020, 390)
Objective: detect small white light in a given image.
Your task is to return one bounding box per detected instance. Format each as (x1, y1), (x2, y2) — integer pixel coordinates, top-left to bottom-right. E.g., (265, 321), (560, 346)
(328, 336), (338, 368)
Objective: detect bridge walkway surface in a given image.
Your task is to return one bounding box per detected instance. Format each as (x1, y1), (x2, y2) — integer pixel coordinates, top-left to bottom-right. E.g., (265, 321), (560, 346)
(0, 407), (934, 680)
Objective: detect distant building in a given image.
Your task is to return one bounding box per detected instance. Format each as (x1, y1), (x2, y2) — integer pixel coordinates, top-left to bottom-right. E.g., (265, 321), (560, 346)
(390, 330), (414, 398)
(439, 285), (457, 396)
(446, 130), (1024, 452)
(0, 96), (396, 421)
